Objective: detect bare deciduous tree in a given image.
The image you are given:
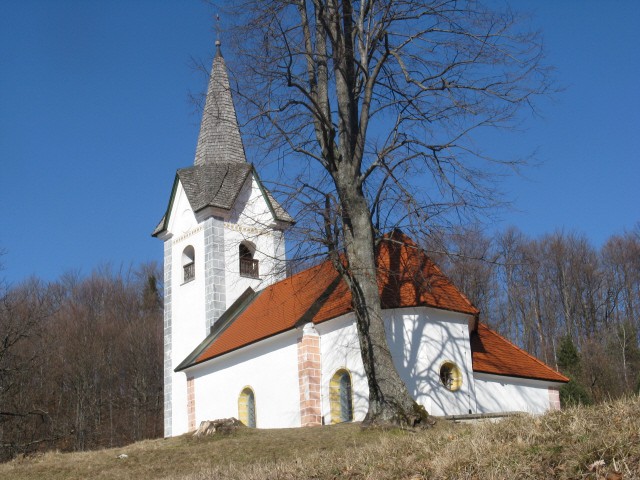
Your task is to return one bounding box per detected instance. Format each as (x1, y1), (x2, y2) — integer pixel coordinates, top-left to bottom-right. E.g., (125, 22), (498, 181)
(215, 0), (552, 426)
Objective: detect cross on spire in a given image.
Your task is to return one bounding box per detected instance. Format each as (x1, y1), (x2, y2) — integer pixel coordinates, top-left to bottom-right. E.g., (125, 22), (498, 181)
(215, 14), (221, 48)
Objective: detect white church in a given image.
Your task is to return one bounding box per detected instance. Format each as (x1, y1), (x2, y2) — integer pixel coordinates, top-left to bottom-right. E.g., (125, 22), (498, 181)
(153, 42), (568, 437)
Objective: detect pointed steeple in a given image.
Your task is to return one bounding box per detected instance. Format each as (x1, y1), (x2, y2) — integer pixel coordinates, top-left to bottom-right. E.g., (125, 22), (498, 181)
(194, 41), (247, 165)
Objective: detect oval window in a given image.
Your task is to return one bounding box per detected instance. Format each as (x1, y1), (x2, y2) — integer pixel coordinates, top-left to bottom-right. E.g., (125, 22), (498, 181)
(439, 361), (463, 391)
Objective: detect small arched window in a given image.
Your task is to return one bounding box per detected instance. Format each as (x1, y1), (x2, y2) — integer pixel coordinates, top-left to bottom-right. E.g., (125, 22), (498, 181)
(239, 242), (259, 279)
(238, 387), (256, 427)
(329, 369), (353, 424)
(182, 246), (195, 283)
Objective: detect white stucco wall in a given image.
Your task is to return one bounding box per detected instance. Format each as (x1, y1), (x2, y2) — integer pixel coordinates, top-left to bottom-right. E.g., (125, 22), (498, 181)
(165, 181), (210, 436)
(386, 307), (477, 416)
(171, 305), (560, 432)
(315, 314), (369, 423)
(316, 306), (477, 421)
(164, 174), (290, 436)
(473, 372), (556, 414)
(187, 330), (301, 429)
(168, 184), (208, 339)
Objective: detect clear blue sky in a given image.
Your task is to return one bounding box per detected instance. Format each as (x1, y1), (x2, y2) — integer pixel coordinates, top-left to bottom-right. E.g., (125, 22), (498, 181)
(1, 1), (639, 285)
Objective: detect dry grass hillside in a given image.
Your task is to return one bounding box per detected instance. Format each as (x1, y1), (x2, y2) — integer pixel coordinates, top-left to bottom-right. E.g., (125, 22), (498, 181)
(2, 397), (639, 480)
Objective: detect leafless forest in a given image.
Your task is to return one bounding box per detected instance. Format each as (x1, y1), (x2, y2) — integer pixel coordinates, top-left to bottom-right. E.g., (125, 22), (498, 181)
(0, 263), (163, 461)
(1, 225), (639, 461)
(430, 225), (640, 405)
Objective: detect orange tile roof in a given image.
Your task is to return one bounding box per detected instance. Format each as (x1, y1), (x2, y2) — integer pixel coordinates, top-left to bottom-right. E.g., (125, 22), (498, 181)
(189, 232), (566, 384)
(193, 232), (478, 365)
(471, 322), (569, 383)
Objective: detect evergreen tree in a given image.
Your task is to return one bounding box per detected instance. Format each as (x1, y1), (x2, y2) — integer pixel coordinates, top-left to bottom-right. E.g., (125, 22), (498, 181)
(557, 335), (591, 406)
(557, 335), (580, 375)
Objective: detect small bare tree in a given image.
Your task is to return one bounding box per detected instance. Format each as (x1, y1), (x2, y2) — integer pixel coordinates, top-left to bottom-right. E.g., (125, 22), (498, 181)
(217, 0), (552, 426)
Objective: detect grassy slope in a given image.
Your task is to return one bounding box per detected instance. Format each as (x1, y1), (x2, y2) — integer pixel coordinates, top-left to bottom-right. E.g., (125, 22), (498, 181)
(2, 397), (639, 480)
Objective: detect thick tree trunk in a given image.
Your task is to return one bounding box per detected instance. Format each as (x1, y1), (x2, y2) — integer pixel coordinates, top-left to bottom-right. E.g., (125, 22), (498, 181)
(333, 172), (429, 427)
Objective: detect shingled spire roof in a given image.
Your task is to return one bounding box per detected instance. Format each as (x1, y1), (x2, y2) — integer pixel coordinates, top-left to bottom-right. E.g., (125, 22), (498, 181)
(152, 40), (294, 237)
(194, 41), (246, 165)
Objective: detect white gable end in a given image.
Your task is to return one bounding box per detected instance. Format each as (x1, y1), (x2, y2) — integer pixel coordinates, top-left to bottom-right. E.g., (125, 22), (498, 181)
(316, 307), (477, 420)
(166, 180), (198, 237)
(228, 173), (277, 227)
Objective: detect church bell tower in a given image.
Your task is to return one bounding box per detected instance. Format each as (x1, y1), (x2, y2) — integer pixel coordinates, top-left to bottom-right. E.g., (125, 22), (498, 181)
(153, 40), (293, 437)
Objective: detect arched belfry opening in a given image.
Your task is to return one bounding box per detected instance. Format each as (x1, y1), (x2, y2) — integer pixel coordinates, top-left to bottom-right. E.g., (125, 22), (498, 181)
(182, 246), (195, 283)
(239, 242), (259, 279)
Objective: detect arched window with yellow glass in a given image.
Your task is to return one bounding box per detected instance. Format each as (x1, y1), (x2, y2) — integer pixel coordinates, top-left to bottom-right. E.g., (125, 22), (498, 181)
(329, 369), (353, 423)
(238, 387), (256, 427)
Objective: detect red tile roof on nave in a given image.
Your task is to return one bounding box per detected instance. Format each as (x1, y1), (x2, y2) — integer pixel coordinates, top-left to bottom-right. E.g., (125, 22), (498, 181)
(192, 232), (567, 383)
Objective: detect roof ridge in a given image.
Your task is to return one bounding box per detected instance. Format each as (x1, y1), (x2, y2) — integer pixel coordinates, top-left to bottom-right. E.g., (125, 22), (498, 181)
(476, 322), (569, 382)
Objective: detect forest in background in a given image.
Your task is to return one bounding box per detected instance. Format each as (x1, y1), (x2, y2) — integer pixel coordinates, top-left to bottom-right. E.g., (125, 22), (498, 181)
(1, 224), (639, 461)
(0, 263), (163, 462)
(430, 224), (640, 405)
